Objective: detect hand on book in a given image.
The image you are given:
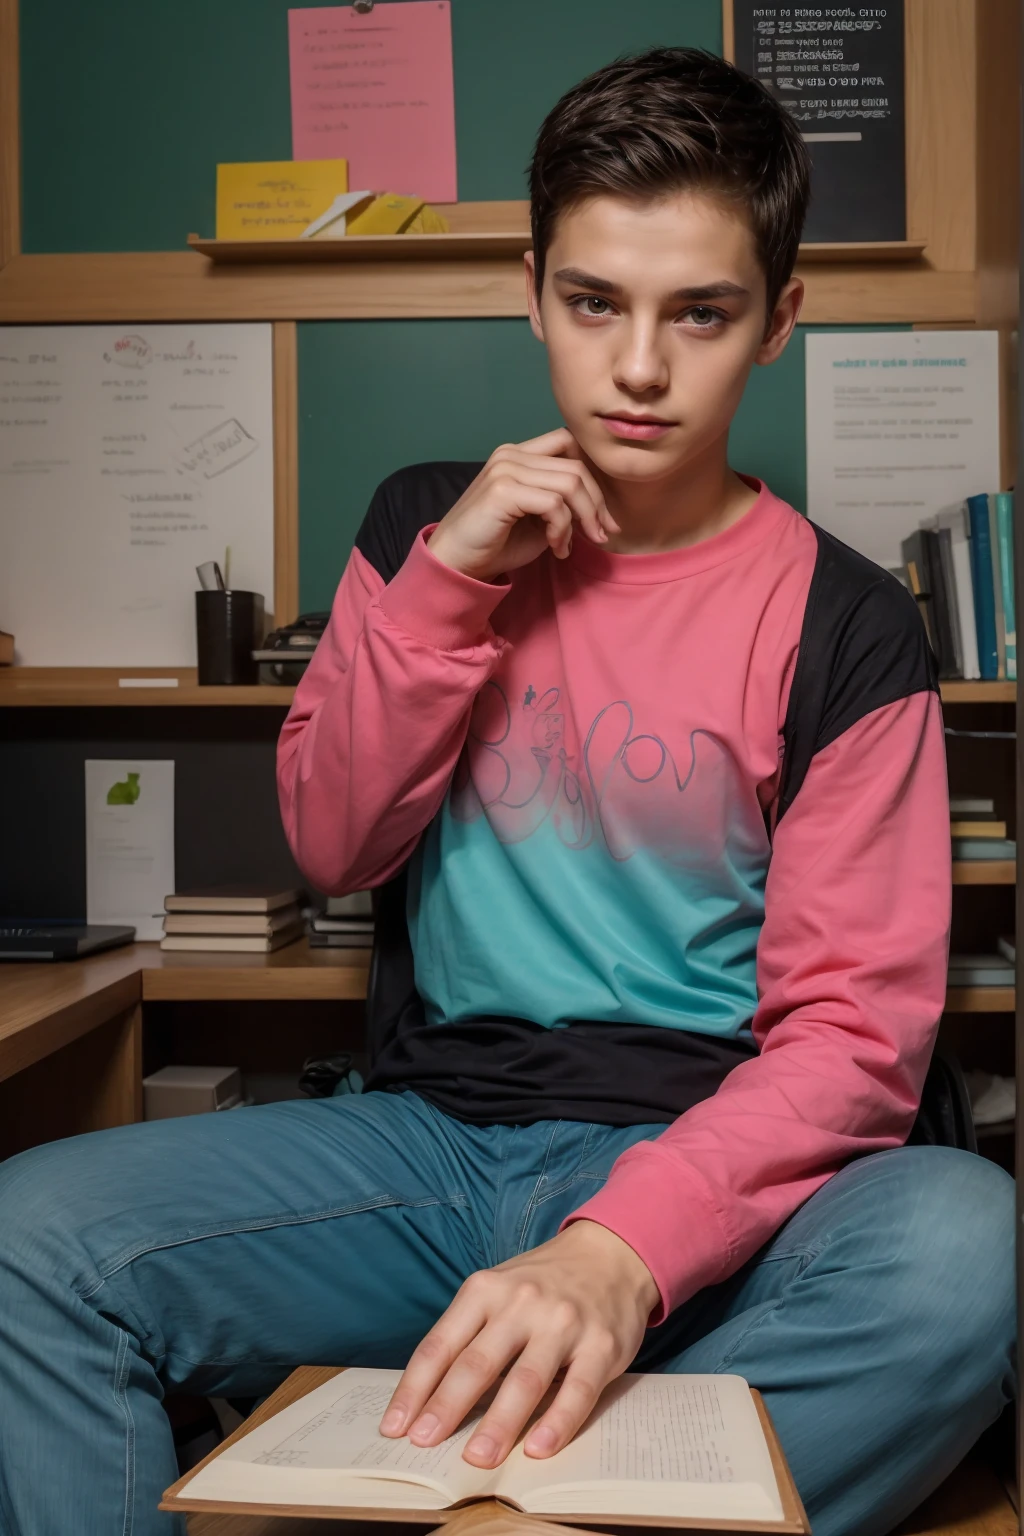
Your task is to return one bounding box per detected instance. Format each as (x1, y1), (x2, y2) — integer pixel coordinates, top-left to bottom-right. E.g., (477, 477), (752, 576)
(378, 1219), (659, 1472)
(426, 429), (620, 581)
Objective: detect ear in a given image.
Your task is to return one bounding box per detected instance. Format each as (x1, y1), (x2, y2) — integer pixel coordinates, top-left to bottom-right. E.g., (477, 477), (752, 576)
(755, 277), (804, 366)
(524, 251), (545, 343)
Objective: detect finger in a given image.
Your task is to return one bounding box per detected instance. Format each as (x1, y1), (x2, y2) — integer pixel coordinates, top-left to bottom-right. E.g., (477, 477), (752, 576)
(379, 1288), (491, 1438)
(492, 459), (606, 547)
(409, 1320), (529, 1447)
(549, 433), (622, 535)
(486, 479), (573, 558)
(523, 1356), (611, 1459)
(462, 1343), (566, 1468)
(512, 427), (576, 458)
(503, 446), (619, 539)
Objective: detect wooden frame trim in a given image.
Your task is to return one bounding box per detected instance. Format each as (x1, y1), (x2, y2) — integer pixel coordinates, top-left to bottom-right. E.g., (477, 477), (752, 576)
(721, 0), (734, 62)
(272, 321), (300, 628)
(0, 0), (20, 268)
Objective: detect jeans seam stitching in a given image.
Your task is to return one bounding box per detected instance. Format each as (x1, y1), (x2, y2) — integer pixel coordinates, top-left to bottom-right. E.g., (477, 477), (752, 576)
(716, 1245), (827, 1371)
(80, 1193), (464, 1297)
(491, 1129), (516, 1264)
(533, 1171), (605, 1204)
(515, 1123), (563, 1255)
(531, 1124), (602, 1205)
(113, 1328), (135, 1536)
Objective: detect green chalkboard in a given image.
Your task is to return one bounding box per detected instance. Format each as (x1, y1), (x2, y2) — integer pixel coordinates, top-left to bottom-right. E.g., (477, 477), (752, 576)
(21, 0), (719, 254)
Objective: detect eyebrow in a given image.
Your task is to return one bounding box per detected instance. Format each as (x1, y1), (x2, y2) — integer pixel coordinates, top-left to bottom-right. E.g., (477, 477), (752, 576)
(551, 267), (750, 302)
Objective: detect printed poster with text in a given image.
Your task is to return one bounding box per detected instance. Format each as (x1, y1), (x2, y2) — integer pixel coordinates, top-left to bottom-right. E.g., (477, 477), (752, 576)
(288, 1), (457, 203)
(806, 330), (1001, 569)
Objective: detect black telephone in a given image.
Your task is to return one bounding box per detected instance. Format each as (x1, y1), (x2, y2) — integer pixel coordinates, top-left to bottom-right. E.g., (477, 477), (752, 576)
(254, 611), (331, 684)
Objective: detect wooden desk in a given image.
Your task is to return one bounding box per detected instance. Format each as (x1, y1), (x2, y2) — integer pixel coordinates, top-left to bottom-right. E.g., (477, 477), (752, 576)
(0, 940), (370, 1157)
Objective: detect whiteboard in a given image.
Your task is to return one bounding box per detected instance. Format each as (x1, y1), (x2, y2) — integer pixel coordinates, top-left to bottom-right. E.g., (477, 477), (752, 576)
(806, 329), (1001, 569)
(0, 324), (274, 666)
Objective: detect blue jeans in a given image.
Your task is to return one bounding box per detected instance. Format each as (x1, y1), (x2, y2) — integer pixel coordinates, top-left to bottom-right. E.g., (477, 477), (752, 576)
(0, 1088), (1013, 1536)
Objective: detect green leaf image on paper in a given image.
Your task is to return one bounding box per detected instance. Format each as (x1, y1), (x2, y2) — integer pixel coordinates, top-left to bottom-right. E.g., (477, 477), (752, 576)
(106, 771), (141, 806)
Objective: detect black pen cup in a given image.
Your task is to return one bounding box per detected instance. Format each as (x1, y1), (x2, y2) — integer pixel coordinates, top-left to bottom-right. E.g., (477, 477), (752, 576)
(195, 589), (265, 686)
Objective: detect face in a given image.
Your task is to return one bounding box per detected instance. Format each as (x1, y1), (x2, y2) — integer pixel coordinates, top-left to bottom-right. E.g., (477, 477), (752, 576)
(526, 190), (803, 486)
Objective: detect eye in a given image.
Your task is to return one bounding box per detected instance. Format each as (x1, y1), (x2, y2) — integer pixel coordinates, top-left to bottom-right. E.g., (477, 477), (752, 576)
(681, 306), (726, 330)
(570, 295), (615, 317)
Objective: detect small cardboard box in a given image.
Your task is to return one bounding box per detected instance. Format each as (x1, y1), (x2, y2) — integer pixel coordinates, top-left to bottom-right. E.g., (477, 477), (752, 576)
(143, 1065), (242, 1120)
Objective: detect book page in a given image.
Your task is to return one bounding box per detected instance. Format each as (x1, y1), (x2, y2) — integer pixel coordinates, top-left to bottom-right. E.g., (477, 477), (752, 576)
(183, 1369), (498, 1509)
(495, 1374), (785, 1523)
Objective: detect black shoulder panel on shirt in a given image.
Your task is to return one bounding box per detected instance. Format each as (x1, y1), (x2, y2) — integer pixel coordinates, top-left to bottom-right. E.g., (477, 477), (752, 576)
(776, 522), (938, 824)
(353, 461), (485, 582)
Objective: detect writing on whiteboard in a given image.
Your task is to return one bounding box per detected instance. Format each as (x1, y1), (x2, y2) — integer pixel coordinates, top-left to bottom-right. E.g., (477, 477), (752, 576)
(176, 419), (259, 479)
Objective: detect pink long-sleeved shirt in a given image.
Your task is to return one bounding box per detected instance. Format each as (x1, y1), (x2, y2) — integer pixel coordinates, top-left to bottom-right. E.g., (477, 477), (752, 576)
(277, 464), (950, 1323)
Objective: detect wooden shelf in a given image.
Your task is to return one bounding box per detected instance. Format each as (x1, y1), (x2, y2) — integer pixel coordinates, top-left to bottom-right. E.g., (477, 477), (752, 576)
(976, 1118), (1015, 1139)
(188, 231), (531, 264)
(137, 939), (369, 1002)
(940, 681), (1016, 703)
(952, 860), (1016, 885)
(0, 668), (296, 707)
(1, 670), (1017, 710)
(188, 227), (927, 267)
(0, 249), (977, 325)
(945, 986), (1015, 1012)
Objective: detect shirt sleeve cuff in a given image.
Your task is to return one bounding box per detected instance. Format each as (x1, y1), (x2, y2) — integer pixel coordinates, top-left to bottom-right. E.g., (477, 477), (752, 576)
(558, 1146), (734, 1325)
(377, 525), (511, 651)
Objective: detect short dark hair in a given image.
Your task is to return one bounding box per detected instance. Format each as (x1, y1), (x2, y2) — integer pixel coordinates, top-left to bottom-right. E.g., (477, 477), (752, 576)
(528, 47), (811, 315)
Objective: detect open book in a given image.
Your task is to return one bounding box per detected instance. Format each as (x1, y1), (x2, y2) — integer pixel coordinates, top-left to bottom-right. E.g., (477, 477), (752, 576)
(164, 1367), (808, 1530)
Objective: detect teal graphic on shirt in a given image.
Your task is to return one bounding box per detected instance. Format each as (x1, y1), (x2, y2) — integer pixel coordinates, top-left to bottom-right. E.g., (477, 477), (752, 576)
(407, 683), (771, 1038)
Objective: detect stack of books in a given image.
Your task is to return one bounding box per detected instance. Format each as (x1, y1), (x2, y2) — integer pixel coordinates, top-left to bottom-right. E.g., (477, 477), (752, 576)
(899, 490), (1016, 681)
(950, 795), (1016, 863)
(161, 887), (305, 952)
(947, 952), (1015, 988)
(307, 889), (375, 950)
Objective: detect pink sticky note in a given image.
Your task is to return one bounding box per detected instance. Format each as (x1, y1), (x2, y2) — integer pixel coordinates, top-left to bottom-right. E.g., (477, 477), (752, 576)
(288, 2), (457, 204)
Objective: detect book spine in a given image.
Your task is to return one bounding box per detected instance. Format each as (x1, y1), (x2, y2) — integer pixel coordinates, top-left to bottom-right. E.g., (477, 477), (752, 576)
(922, 528), (957, 677)
(995, 491), (1016, 682)
(967, 493), (999, 680)
(951, 508), (981, 679)
(936, 526), (964, 676)
(988, 494), (1006, 679)
(901, 534), (937, 656)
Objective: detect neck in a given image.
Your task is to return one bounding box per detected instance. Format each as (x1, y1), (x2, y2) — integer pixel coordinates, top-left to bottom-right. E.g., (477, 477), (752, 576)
(589, 438), (759, 554)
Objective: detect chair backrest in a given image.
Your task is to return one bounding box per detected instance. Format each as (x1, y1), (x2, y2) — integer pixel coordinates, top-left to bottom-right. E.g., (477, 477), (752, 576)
(907, 1046), (978, 1152)
(365, 866), (421, 1067)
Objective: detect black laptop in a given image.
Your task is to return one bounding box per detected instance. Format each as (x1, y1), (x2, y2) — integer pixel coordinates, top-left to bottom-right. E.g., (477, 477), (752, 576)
(0, 923), (137, 961)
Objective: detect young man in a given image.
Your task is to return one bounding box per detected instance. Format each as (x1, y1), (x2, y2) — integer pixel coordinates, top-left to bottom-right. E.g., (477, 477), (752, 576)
(0, 47), (1013, 1536)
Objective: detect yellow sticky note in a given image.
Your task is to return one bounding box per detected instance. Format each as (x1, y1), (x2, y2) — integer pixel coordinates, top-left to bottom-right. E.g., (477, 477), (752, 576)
(216, 160), (349, 241)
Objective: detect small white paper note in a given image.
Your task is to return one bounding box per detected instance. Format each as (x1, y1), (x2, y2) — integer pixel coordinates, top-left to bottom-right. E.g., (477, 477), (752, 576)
(85, 760), (175, 940)
(806, 329), (1001, 568)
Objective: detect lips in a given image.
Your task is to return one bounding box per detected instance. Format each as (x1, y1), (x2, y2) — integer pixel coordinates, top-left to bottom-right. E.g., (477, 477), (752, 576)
(597, 414), (675, 441)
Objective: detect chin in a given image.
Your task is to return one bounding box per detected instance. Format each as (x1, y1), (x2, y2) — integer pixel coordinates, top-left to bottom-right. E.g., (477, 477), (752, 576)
(580, 434), (685, 483)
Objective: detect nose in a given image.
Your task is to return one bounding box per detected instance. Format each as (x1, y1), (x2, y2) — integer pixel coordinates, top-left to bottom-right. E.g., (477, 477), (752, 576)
(612, 317), (670, 396)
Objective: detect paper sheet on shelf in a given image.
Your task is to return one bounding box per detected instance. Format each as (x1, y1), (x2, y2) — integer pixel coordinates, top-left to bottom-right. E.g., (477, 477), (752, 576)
(288, 2), (457, 202)
(805, 329), (1001, 568)
(85, 760), (175, 942)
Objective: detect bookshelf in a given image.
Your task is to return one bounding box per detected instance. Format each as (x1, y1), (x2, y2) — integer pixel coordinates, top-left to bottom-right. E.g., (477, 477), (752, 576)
(943, 681), (1017, 1175)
